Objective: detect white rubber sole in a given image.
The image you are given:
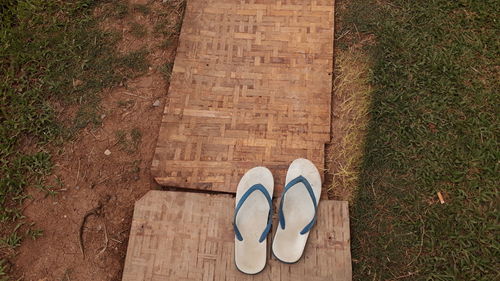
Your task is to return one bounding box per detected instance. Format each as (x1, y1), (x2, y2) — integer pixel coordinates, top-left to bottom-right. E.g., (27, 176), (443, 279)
(272, 158), (322, 263)
(234, 167), (274, 274)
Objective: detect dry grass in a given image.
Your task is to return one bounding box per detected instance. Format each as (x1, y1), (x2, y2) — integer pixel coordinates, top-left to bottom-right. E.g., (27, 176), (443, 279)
(327, 46), (372, 201)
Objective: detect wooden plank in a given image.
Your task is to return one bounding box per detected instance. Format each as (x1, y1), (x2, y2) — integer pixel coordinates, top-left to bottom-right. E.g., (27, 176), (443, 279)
(152, 0), (335, 194)
(122, 191), (351, 281)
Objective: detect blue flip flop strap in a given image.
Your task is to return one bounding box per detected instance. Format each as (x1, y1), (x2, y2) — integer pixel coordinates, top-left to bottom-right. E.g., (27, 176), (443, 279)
(233, 184), (273, 243)
(278, 175), (318, 235)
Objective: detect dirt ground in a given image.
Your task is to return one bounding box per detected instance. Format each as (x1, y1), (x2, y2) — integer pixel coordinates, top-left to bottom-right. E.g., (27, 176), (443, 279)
(11, 1), (182, 280)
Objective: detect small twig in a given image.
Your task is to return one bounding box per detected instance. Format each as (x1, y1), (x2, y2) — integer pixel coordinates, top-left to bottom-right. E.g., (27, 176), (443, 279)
(109, 139), (122, 148)
(353, 23), (360, 39)
(87, 147), (94, 167)
(96, 176), (110, 186)
(21, 198), (35, 212)
(75, 159), (81, 186)
(370, 181), (377, 198)
(110, 238), (123, 244)
(97, 224), (109, 256)
(119, 91), (148, 100)
(121, 111), (133, 120)
(63, 269), (71, 281)
(88, 130), (107, 142)
(389, 271), (418, 280)
(336, 29), (350, 40)
(79, 203), (103, 258)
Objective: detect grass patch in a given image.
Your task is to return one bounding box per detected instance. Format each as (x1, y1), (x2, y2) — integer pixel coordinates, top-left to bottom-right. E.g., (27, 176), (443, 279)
(120, 49), (149, 73)
(115, 128), (142, 154)
(0, 259), (7, 281)
(117, 99), (135, 108)
(0, 0), (147, 271)
(340, 0), (499, 280)
(26, 228), (43, 240)
(159, 38), (174, 49)
(131, 4), (150, 15)
(0, 229), (22, 250)
(159, 62), (174, 80)
(101, 0), (129, 19)
(130, 22), (148, 38)
(154, 0), (186, 37)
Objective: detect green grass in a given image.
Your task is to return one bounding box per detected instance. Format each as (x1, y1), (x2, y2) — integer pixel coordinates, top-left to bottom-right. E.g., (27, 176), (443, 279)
(0, 0), (147, 269)
(339, 0), (499, 280)
(26, 228), (43, 240)
(115, 128), (142, 154)
(0, 223), (23, 249)
(0, 259), (7, 281)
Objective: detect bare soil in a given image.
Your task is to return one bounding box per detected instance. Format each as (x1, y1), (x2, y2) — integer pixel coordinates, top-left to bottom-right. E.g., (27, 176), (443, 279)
(11, 1), (182, 280)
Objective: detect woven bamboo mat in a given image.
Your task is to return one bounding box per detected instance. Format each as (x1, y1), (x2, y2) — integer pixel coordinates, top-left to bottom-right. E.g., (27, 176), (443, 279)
(121, 191), (351, 281)
(152, 0), (335, 194)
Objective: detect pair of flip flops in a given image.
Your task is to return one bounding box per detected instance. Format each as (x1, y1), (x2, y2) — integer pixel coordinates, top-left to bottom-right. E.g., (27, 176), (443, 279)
(233, 158), (321, 274)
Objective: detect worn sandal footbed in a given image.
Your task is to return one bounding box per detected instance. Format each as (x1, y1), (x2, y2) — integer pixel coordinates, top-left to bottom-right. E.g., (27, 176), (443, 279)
(272, 158), (322, 264)
(234, 167), (274, 274)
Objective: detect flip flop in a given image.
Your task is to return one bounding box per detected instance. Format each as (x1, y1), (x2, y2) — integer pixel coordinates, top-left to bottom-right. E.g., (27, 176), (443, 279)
(234, 167), (274, 274)
(272, 158), (322, 263)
